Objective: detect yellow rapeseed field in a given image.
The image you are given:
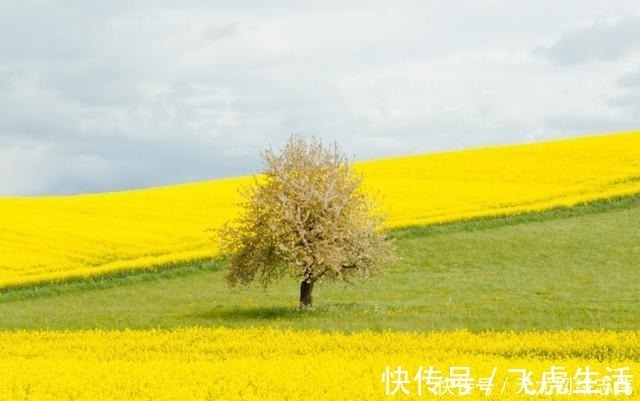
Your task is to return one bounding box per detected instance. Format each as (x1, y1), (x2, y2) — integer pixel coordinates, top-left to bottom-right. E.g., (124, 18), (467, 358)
(1, 131), (639, 288)
(0, 328), (637, 400)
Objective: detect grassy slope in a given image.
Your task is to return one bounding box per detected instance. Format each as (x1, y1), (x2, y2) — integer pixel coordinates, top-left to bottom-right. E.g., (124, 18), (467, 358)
(1, 196), (639, 332)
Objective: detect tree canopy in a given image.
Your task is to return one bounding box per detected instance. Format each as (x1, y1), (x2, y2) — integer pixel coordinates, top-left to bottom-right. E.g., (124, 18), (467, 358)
(220, 135), (395, 306)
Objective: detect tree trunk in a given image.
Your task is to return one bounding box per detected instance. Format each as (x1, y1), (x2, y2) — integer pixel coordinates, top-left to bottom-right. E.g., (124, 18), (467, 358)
(299, 280), (314, 307)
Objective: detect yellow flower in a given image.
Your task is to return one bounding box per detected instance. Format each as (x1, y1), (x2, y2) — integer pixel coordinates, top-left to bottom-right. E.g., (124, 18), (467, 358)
(0, 328), (637, 400)
(0, 131), (639, 288)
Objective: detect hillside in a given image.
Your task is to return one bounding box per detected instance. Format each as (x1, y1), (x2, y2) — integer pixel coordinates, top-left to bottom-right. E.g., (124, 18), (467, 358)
(1, 195), (638, 331)
(1, 131), (639, 289)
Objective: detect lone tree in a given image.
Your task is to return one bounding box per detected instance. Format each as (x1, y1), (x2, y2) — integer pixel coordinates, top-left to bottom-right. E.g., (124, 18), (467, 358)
(220, 135), (395, 307)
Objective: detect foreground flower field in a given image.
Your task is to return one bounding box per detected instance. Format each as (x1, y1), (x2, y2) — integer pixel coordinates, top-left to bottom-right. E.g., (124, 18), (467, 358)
(0, 328), (637, 400)
(1, 131), (639, 288)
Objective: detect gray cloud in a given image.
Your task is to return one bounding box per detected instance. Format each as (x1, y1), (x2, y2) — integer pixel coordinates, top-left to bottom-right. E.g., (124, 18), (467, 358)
(607, 67), (640, 114)
(608, 93), (640, 113)
(534, 16), (640, 65)
(1, 0), (639, 195)
(617, 67), (640, 88)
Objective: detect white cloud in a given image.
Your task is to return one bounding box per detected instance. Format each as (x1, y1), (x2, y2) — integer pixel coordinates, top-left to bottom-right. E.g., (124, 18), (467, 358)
(0, 0), (639, 195)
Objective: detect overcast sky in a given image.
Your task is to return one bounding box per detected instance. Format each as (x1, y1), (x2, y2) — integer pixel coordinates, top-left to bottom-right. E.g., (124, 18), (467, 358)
(1, 0), (639, 195)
